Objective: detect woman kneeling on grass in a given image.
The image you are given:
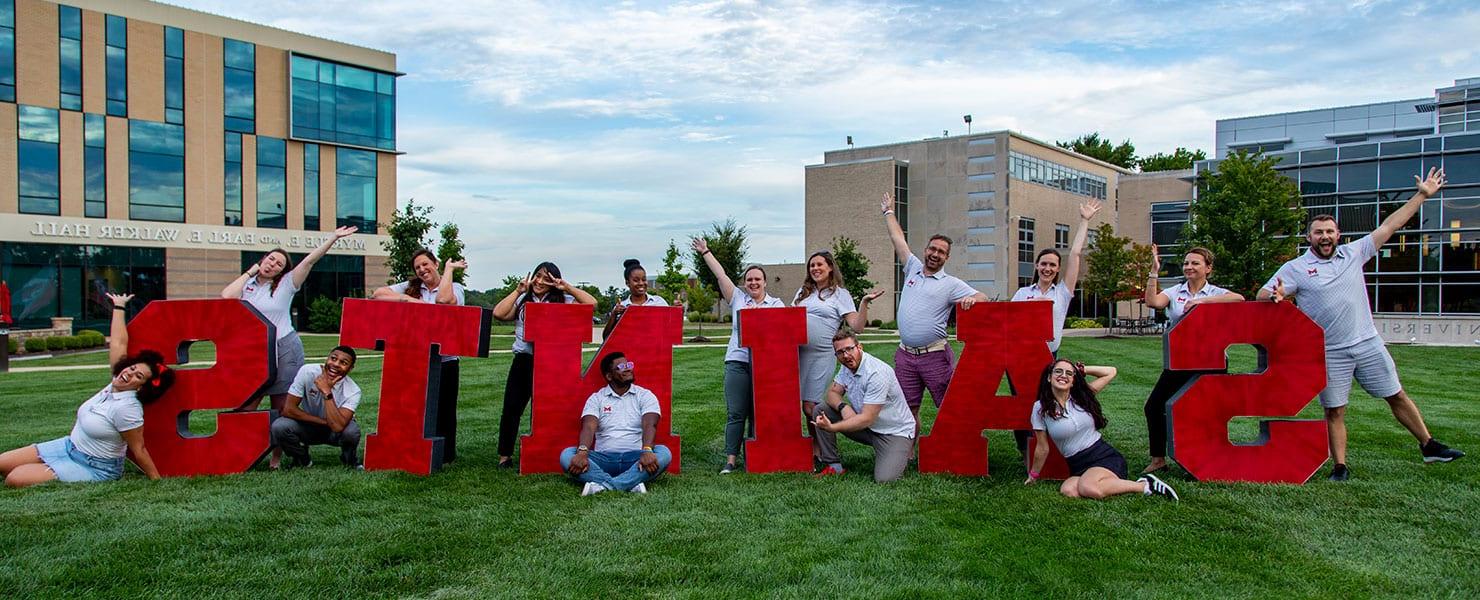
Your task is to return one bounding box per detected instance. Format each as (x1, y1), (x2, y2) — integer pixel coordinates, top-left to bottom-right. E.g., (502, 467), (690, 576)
(0, 293), (174, 487)
(1026, 359), (1179, 501)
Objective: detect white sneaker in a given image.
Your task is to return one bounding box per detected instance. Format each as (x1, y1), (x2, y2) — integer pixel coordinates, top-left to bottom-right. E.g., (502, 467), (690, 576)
(580, 482), (605, 496)
(631, 483), (647, 494)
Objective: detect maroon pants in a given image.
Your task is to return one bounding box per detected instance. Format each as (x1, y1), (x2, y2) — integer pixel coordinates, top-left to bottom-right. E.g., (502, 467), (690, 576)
(893, 344), (956, 409)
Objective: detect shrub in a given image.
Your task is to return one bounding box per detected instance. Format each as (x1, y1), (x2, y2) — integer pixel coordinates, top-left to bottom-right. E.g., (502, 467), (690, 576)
(306, 296), (343, 334)
(880, 320), (898, 330)
(6, 337), (16, 354)
(77, 329), (106, 347)
(869, 319), (883, 328)
(1067, 318), (1102, 329)
(25, 338), (47, 352)
(46, 336), (70, 351)
(66, 336), (89, 350)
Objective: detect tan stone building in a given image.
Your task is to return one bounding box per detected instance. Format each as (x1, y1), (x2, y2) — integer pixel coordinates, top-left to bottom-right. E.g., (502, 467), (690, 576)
(805, 131), (1143, 322)
(1, 0), (395, 332)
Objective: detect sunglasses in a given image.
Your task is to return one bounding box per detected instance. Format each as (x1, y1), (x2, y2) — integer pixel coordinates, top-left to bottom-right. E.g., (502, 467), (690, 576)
(614, 361), (635, 371)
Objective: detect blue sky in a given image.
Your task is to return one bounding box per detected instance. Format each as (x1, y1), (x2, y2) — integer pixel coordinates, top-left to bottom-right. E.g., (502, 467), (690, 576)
(172, 0), (1480, 290)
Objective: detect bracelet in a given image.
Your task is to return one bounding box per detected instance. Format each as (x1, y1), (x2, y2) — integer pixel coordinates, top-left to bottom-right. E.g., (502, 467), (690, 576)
(701, 250), (711, 256)
(1028, 470), (1040, 479)
(112, 305), (126, 312)
(642, 446), (654, 453)
(882, 210), (894, 216)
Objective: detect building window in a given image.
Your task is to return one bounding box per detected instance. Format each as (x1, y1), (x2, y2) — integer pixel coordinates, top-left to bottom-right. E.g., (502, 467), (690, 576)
(224, 39), (255, 134)
(128, 120), (185, 222)
(1150, 201), (1189, 277)
(257, 137), (287, 229)
(58, 5), (82, 110)
(105, 15), (127, 117)
(335, 148), (377, 230)
(84, 113), (106, 218)
(164, 27), (184, 124)
(893, 163), (909, 304)
(304, 143), (320, 231)
(1007, 151), (1107, 200)
(290, 54), (397, 150)
(0, 244), (166, 332)
(18, 106), (61, 215)
(1017, 217), (1036, 289)
(1, 0), (16, 102)
(224, 132), (242, 226)
(1054, 223), (1070, 249)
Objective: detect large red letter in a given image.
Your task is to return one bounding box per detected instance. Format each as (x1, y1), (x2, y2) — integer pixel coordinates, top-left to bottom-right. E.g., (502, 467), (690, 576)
(740, 307), (812, 473)
(131, 299), (275, 477)
(340, 299), (491, 475)
(1167, 302), (1328, 484)
(918, 301), (1069, 478)
(520, 304), (683, 474)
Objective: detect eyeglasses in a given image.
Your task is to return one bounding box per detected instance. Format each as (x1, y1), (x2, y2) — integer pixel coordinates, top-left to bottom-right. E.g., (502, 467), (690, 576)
(615, 361), (635, 371)
(1051, 368), (1076, 377)
(833, 344), (858, 356)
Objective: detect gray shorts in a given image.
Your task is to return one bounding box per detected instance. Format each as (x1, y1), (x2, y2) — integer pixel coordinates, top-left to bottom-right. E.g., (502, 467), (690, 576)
(1319, 335), (1402, 409)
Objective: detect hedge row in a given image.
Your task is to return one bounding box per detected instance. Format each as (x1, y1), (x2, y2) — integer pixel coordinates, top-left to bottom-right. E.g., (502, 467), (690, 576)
(20, 330), (107, 353)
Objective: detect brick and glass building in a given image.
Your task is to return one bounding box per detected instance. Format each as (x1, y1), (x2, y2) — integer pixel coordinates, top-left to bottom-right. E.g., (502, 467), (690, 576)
(1, 0), (395, 332)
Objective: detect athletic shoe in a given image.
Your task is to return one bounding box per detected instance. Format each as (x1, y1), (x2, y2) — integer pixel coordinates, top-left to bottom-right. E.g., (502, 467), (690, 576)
(1328, 464), (1349, 482)
(1421, 439), (1465, 463)
(631, 483), (647, 494)
(814, 465), (845, 478)
(497, 459), (515, 470)
(1140, 474), (1179, 501)
(290, 455), (313, 469)
(340, 448), (359, 467)
(580, 482), (605, 496)
(720, 463), (738, 474)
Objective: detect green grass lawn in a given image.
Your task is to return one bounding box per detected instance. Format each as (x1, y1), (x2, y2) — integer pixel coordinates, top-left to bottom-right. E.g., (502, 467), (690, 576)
(1, 337), (1476, 598)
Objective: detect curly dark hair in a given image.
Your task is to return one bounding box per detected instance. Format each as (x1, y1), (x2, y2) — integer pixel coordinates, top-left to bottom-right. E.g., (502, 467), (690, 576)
(1035, 359), (1107, 430)
(113, 350), (176, 404)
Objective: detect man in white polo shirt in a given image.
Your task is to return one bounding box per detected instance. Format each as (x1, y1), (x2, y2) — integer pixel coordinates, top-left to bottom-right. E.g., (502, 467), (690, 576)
(879, 193), (988, 425)
(560, 352), (673, 495)
(1259, 167), (1464, 481)
(271, 346), (363, 468)
(813, 326), (917, 482)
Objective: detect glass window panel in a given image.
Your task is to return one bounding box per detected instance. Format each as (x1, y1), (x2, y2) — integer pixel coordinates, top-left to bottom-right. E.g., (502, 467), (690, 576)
(1444, 196), (1480, 230)
(225, 132), (242, 226)
(1446, 133), (1480, 151)
(1300, 166), (1336, 194)
(18, 139), (60, 213)
(291, 55), (316, 80)
(106, 45), (126, 116)
(1442, 231), (1479, 272)
(257, 137), (287, 229)
(1378, 157), (1421, 190)
(129, 121), (185, 223)
(335, 65), (375, 91)
(224, 68), (255, 120)
(1338, 162), (1378, 192)
(1, 1), (14, 26)
(1376, 283), (1418, 313)
(165, 27), (183, 58)
(165, 57), (184, 112)
(1442, 153), (1480, 185)
(292, 79), (318, 127)
(18, 105), (60, 142)
(224, 39), (254, 70)
(256, 137), (286, 167)
(376, 73), (394, 94)
(1380, 139), (1422, 155)
(1302, 148), (1337, 163)
(59, 38), (81, 96)
(1339, 143), (1378, 160)
(105, 15), (126, 47)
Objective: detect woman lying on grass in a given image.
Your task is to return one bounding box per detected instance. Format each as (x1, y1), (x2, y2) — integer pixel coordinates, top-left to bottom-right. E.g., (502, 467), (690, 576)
(0, 293), (174, 487)
(1026, 359), (1178, 501)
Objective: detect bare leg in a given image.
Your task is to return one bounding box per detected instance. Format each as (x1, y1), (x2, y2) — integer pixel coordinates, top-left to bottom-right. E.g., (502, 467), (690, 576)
(1059, 477), (1081, 498)
(1325, 406), (1348, 465)
(1383, 390), (1432, 444)
(268, 393), (287, 468)
(0, 445), (44, 475)
(1076, 467), (1148, 500)
(802, 401), (819, 460)
(5, 463), (58, 488)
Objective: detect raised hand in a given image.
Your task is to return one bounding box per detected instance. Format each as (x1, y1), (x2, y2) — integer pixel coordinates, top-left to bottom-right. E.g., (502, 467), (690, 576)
(691, 237), (710, 255)
(515, 272), (532, 295)
(1150, 244), (1161, 275)
(332, 225), (358, 240)
(880, 192), (895, 215)
(445, 258), (468, 271)
(861, 290), (885, 303)
(1416, 167), (1447, 197)
(106, 292), (134, 308)
(1079, 199), (1103, 221)
(246, 263), (261, 277)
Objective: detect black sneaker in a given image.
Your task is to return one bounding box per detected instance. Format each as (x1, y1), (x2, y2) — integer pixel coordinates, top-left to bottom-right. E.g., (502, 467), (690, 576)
(1421, 439), (1465, 463)
(290, 455), (313, 470)
(341, 447), (360, 468)
(1139, 474), (1179, 501)
(1328, 464), (1349, 482)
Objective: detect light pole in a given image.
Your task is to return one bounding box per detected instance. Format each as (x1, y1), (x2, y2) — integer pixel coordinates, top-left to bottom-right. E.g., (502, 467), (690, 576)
(964, 114), (972, 135)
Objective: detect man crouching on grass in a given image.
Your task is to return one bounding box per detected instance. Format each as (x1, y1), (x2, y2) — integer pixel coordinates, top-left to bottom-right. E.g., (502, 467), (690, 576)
(560, 352), (672, 495)
(812, 326), (917, 482)
(270, 346), (363, 469)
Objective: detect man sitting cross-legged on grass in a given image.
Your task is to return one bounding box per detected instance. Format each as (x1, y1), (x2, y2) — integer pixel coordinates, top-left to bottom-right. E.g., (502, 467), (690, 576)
(812, 326), (917, 483)
(270, 346), (363, 469)
(560, 352), (673, 495)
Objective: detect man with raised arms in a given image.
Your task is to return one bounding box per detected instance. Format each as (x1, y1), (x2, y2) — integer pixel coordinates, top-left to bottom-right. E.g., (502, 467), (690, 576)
(1259, 167), (1464, 481)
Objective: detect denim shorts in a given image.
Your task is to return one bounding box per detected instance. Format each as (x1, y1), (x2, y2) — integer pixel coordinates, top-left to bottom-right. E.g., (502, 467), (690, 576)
(35, 437), (125, 482)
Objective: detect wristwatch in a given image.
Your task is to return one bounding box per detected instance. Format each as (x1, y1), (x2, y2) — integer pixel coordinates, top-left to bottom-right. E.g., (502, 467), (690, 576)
(576, 445), (590, 453)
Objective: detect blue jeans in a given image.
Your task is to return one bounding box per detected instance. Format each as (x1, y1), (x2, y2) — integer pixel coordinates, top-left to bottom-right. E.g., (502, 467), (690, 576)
(559, 445), (672, 492)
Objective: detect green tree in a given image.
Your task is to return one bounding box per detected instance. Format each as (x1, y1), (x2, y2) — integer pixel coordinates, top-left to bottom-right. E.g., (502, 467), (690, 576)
(380, 198), (436, 284)
(436, 222), (467, 285)
(1138, 147), (1208, 172)
(1180, 150), (1305, 298)
(685, 281), (716, 316)
(690, 218), (748, 294)
(1083, 223), (1137, 321)
(830, 235), (874, 301)
(306, 296), (343, 334)
(491, 274), (524, 303)
(653, 240), (688, 306)
(578, 284), (614, 317)
(1057, 133), (1137, 169)
(462, 289), (499, 309)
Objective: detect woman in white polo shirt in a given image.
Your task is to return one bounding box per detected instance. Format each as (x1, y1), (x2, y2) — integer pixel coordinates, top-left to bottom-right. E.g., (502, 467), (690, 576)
(1140, 246), (1243, 473)
(1, 292), (175, 487)
(693, 237), (784, 474)
(602, 258), (669, 340)
(372, 248), (468, 462)
(794, 249), (882, 465)
(222, 225), (355, 469)
(1026, 359), (1178, 501)
(493, 261), (598, 468)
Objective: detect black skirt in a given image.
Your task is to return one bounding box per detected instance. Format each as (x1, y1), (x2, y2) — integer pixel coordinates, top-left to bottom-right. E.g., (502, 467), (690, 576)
(1065, 439), (1128, 479)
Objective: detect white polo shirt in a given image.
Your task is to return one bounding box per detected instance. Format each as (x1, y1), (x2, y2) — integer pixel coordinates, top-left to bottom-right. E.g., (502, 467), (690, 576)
(833, 353), (917, 439)
(389, 280), (467, 362)
(581, 383), (661, 452)
(1030, 400), (1102, 458)
(69, 386), (144, 459)
(1011, 282), (1073, 352)
(725, 292), (785, 363)
(620, 295), (669, 307)
(240, 275), (299, 340)
(896, 254), (978, 348)
(288, 363), (363, 416)
(1263, 235), (1379, 350)
(1160, 281), (1231, 326)
(794, 286), (857, 351)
